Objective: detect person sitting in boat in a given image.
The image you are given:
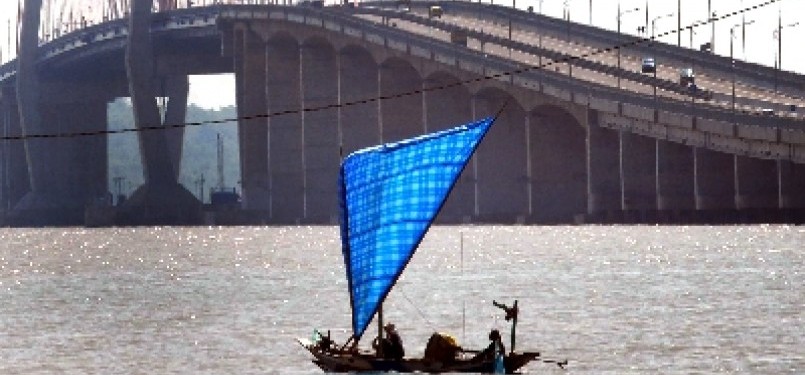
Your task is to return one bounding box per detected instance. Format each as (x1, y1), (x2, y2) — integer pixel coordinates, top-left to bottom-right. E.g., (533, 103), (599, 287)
(373, 323), (405, 360)
(475, 328), (505, 361)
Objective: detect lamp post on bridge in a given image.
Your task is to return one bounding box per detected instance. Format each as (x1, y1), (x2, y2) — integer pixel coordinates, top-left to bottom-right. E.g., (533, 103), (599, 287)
(649, 12), (672, 101)
(651, 12), (674, 40)
(774, 12), (799, 92)
(730, 20), (755, 120)
(616, 4), (641, 89)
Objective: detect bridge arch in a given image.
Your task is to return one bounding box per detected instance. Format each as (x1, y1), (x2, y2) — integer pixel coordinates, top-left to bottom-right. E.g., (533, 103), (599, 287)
(528, 104), (587, 223)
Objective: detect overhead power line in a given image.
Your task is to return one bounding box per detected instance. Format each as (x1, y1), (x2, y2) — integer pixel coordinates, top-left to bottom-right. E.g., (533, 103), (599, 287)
(0, 0), (783, 142)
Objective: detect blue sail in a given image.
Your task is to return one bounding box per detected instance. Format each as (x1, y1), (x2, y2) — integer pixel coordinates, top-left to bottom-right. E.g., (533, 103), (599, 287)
(338, 117), (495, 340)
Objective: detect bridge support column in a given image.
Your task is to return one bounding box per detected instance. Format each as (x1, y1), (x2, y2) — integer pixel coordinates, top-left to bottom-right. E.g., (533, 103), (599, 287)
(120, 0), (200, 225)
(234, 27), (269, 214)
(778, 161), (805, 222)
(586, 109), (621, 222)
(529, 108), (587, 224)
(619, 131), (656, 221)
(779, 161), (805, 208)
(735, 156), (777, 211)
(379, 60), (423, 143)
(44, 100), (108, 206)
(161, 75), (189, 180)
(424, 74), (472, 222)
(301, 41), (339, 223)
(656, 140), (694, 221)
(266, 36), (303, 223)
(694, 148), (735, 219)
(0, 89), (29, 220)
(339, 48), (379, 156)
(473, 92), (527, 223)
(13, 0), (80, 225)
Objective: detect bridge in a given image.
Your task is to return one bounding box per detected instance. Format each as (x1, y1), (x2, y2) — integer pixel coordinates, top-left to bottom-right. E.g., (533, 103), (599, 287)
(0, 0), (803, 226)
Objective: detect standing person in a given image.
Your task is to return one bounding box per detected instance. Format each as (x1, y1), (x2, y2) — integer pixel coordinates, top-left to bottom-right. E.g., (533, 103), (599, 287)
(475, 329), (506, 361)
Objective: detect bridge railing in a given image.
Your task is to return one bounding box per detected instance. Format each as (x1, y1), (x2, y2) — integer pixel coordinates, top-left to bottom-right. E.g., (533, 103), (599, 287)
(2, 2), (803, 134)
(349, 3), (804, 117)
(245, 3), (803, 129)
(428, 1), (804, 99)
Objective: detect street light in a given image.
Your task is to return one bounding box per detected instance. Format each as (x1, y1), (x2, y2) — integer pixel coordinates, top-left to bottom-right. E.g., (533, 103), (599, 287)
(650, 12), (674, 100)
(774, 12), (800, 91)
(538, 0), (544, 70)
(617, 4), (641, 88)
(651, 13), (674, 39)
(730, 20), (755, 119)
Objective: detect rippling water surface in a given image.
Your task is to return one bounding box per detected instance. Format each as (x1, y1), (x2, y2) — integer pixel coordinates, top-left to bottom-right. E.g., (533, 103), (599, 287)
(0, 225), (802, 374)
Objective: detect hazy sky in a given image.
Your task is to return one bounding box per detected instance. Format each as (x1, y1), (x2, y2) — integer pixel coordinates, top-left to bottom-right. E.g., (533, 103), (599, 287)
(0, 0), (801, 109)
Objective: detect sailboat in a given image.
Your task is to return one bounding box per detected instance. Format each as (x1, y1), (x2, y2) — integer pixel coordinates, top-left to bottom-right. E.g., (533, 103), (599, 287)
(297, 115), (549, 373)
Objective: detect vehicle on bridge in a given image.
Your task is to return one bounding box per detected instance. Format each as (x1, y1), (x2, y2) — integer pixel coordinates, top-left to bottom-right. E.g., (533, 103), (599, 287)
(641, 57), (656, 74)
(679, 68), (695, 86)
(429, 6), (443, 18)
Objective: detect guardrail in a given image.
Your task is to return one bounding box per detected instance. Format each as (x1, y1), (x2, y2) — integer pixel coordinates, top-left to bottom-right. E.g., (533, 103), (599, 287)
(422, 1), (805, 98)
(259, 4), (803, 129)
(2, 2), (802, 133)
(341, 5), (715, 101)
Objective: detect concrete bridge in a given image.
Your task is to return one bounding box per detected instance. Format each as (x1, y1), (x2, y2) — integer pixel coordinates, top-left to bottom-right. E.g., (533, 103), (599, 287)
(0, 0), (803, 226)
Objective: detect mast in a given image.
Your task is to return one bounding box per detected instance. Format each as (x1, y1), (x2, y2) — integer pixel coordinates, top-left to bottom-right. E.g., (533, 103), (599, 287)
(377, 305), (384, 357)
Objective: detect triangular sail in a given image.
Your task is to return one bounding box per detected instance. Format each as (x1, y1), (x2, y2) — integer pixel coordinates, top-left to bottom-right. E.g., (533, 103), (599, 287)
(338, 117), (495, 341)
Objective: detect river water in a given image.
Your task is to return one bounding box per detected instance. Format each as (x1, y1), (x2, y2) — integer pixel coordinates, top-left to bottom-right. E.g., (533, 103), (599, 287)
(0, 225), (801, 374)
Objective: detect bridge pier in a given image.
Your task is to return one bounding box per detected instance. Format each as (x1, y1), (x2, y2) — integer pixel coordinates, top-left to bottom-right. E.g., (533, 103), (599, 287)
(735, 156), (777, 210)
(473, 91), (527, 223)
(339, 46), (380, 156)
(301, 40), (339, 223)
(425, 73), (473, 222)
(266, 35), (303, 223)
(13, 0), (85, 225)
(586, 109), (621, 222)
(529, 106), (587, 223)
(656, 139), (695, 221)
(694, 148), (736, 220)
(0, 89), (29, 221)
(43, 100), (108, 204)
(380, 59), (423, 143)
(161, 76), (189, 180)
(120, 0), (200, 225)
(619, 131), (656, 221)
(234, 27), (270, 215)
(778, 160), (805, 209)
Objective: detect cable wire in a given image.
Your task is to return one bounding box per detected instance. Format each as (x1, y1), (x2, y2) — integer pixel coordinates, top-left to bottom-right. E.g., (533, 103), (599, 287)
(0, 0), (782, 141)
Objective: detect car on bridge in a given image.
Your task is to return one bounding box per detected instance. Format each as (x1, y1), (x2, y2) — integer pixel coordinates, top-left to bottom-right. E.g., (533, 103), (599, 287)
(679, 68), (695, 86)
(641, 57), (656, 74)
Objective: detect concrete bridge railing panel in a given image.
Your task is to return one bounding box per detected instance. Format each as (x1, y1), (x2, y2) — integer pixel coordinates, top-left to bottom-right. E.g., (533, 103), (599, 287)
(589, 97), (619, 113)
(737, 125), (779, 143)
(697, 118), (735, 137)
(781, 129), (805, 145)
(621, 103), (656, 123)
(668, 126), (706, 148)
(794, 146), (805, 165)
(658, 110), (693, 130)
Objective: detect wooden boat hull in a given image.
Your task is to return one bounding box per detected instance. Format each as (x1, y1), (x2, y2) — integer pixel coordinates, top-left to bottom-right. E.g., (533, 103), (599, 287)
(298, 338), (540, 373)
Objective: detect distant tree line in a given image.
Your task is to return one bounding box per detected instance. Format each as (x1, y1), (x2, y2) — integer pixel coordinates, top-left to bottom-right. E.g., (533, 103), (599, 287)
(107, 99), (240, 202)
